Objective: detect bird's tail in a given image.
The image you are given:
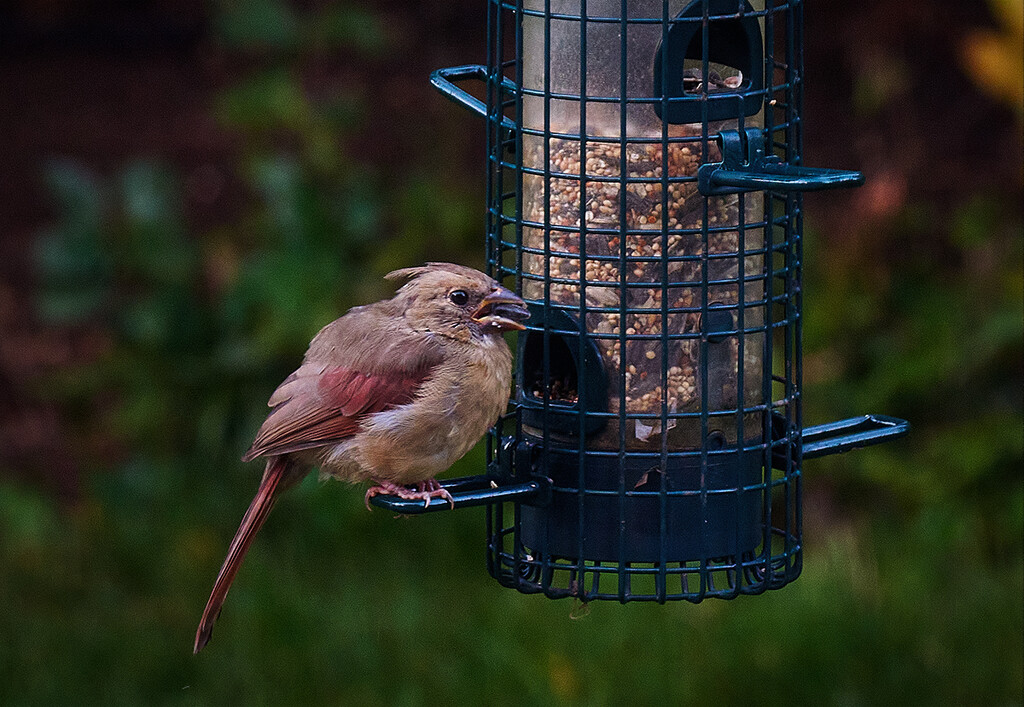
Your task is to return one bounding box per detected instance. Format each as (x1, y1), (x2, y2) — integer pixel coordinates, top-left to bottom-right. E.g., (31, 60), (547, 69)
(194, 456), (304, 654)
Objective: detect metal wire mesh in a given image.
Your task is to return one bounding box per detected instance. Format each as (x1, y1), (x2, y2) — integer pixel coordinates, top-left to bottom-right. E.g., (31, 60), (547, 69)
(485, 0), (804, 601)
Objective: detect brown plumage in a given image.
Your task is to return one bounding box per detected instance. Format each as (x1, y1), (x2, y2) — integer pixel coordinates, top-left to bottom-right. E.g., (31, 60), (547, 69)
(194, 263), (528, 653)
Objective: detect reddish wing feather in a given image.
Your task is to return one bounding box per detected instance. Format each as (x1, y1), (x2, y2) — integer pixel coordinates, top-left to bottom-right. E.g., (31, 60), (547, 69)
(320, 366), (430, 419)
(242, 366), (431, 461)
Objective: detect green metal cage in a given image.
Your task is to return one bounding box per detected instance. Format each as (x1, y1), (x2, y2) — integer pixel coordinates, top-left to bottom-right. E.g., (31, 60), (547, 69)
(373, 0), (908, 603)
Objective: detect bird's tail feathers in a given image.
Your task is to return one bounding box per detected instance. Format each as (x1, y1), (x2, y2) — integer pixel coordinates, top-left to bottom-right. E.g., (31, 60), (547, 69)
(193, 456), (303, 654)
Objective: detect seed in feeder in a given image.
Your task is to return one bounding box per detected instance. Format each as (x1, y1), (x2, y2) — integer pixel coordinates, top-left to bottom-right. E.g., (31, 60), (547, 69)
(521, 131), (754, 447)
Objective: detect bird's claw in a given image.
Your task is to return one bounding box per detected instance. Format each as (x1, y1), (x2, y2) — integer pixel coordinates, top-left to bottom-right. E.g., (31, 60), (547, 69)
(416, 479), (456, 509)
(364, 479), (455, 511)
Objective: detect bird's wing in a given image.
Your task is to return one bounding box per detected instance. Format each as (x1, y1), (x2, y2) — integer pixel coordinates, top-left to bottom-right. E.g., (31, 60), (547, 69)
(241, 363), (434, 461)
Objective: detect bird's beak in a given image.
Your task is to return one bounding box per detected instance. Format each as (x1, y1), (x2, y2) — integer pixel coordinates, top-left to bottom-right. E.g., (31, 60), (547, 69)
(472, 286), (529, 332)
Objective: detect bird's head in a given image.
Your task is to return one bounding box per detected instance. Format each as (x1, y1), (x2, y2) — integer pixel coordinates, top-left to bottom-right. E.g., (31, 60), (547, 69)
(386, 263), (530, 341)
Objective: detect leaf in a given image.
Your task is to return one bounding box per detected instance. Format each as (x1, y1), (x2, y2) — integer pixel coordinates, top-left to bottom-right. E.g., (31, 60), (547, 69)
(310, 5), (388, 55)
(217, 69), (307, 132)
(0, 483), (59, 550)
(36, 287), (108, 325)
(118, 162), (197, 285)
(42, 159), (105, 229)
(215, 0), (300, 51)
(33, 185), (114, 323)
(961, 0), (1024, 116)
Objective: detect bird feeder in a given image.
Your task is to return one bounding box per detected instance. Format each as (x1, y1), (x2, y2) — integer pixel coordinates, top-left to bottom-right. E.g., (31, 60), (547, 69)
(372, 0), (908, 602)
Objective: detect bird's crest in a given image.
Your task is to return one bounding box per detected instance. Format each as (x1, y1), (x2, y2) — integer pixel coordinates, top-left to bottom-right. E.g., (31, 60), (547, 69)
(385, 262), (490, 284)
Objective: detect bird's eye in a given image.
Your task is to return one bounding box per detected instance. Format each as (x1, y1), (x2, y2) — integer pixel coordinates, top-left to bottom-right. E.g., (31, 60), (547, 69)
(448, 289), (469, 306)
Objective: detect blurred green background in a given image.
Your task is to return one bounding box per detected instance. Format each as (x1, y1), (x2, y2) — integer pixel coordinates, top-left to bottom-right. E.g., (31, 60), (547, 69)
(0, 0), (1021, 704)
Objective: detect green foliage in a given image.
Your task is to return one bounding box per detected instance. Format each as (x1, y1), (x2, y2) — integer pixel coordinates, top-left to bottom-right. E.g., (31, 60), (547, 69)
(802, 195), (1022, 543)
(2, 465), (1021, 705)
(34, 161), (113, 324)
(214, 0), (387, 55)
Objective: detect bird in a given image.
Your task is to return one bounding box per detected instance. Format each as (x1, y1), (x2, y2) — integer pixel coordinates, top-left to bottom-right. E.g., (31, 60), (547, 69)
(193, 262), (529, 653)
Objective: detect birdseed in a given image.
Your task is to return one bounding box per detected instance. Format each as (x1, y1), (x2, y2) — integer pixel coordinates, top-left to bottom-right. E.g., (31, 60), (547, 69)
(520, 123), (765, 449)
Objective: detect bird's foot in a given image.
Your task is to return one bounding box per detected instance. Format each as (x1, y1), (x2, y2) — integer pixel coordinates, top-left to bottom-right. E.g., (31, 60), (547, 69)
(365, 480), (407, 510)
(416, 479), (455, 509)
(364, 479), (455, 511)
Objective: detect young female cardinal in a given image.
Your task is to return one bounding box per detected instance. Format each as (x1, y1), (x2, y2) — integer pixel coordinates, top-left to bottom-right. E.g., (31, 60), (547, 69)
(194, 263), (528, 653)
